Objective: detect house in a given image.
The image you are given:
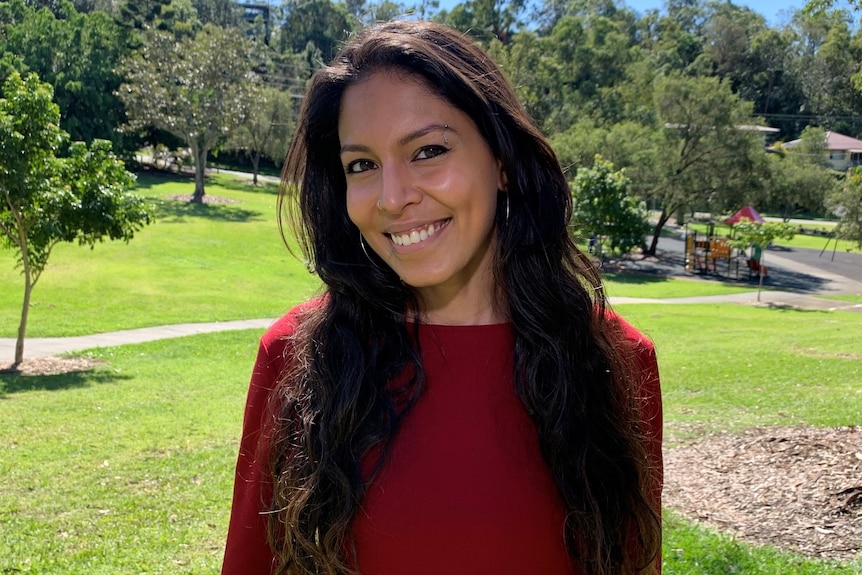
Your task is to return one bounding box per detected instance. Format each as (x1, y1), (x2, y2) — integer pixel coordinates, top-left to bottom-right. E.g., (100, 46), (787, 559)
(783, 130), (862, 171)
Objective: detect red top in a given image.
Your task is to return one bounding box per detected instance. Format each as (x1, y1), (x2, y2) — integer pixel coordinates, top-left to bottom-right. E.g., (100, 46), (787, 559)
(221, 303), (662, 574)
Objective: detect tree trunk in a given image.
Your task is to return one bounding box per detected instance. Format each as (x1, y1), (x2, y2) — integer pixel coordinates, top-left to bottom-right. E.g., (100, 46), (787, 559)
(192, 143), (207, 203)
(252, 151), (260, 186)
(757, 251), (765, 302)
(14, 245), (33, 366)
(644, 208), (672, 256)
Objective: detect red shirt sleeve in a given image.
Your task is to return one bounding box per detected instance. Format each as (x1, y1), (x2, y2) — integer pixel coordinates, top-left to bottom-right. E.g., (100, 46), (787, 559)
(221, 309), (309, 575)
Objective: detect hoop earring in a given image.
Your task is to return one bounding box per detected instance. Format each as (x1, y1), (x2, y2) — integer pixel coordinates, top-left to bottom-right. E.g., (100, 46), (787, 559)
(505, 193), (510, 224)
(359, 232), (375, 262)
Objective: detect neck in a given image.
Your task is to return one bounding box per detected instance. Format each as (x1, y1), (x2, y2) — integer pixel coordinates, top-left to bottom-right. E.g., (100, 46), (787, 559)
(414, 277), (507, 326)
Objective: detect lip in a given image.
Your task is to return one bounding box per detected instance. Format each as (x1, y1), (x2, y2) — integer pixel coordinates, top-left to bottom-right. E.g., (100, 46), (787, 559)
(386, 218), (451, 249)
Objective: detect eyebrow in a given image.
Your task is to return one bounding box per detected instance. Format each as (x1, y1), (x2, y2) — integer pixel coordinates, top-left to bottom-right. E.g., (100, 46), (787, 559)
(339, 123), (454, 155)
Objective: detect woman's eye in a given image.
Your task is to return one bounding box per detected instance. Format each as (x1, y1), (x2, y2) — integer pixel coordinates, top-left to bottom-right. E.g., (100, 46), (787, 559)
(345, 159), (376, 174)
(415, 145), (448, 161)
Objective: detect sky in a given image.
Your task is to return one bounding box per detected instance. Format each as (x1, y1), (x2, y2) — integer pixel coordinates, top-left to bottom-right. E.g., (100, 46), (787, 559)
(623, 0), (855, 26)
(432, 0), (858, 26)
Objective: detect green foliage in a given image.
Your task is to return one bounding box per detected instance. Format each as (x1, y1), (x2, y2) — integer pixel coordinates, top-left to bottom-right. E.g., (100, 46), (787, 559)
(571, 155), (650, 255)
(644, 73), (765, 254)
(829, 166), (862, 248)
(0, 71), (151, 363)
(727, 218), (796, 300)
(728, 218), (797, 252)
(224, 85), (296, 184)
(116, 24), (260, 201)
(0, 0), (133, 152)
(277, 0), (353, 64)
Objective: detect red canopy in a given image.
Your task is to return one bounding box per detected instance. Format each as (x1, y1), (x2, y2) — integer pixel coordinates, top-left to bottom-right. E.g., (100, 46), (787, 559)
(725, 206), (765, 225)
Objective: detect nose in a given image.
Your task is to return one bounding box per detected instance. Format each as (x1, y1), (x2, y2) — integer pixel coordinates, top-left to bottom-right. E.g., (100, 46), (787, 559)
(376, 162), (422, 215)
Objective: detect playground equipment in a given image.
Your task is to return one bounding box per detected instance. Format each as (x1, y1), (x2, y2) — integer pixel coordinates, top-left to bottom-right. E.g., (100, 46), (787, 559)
(684, 224), (759, 279)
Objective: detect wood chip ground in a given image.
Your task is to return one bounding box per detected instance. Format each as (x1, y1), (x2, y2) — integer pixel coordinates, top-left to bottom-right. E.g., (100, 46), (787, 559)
(665, 426), (862, 562)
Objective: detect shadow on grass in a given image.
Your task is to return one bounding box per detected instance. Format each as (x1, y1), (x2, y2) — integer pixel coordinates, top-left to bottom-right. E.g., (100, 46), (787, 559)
(151, 196), (264, 224)
(0, 369), (132, 395)
(132, 169), (195, 190)
(213, 175), (280, 195)
(602, 272), (673, 287)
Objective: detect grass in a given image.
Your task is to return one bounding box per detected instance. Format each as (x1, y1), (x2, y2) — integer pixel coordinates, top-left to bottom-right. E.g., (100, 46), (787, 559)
(0, 173), (321, 338)
(2, 172), (861, 573)
(1, 331), (259, 574)
(602, 273), (759, 299)
(616, 304), (862, 436)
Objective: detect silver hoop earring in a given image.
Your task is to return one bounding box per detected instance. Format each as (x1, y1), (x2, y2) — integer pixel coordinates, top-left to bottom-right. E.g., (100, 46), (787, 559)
(359, 232), (374, 262)
(505, 194), (510, 224)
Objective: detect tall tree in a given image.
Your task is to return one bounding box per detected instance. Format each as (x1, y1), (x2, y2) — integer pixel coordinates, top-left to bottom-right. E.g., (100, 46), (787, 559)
(225, 85), (296, 185)
(643, 72), (765, 255)
(277, 0), (352, 63)
(829, 166), (862, 249)
(0, 72), (151, 365)
(571, 155), (650, 256)
(1, 0), (135, 154)
(117, 24), (259, 201)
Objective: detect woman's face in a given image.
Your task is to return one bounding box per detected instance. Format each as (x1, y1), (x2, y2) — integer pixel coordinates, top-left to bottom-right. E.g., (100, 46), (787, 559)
(338, 71), (506, 317)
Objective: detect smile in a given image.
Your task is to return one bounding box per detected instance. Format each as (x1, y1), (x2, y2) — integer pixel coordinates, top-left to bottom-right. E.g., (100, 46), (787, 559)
(388, 219), (451, 247)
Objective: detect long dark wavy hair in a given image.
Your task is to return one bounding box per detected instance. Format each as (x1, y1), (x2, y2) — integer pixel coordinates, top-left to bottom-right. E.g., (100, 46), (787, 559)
(269, 19), (661, 575)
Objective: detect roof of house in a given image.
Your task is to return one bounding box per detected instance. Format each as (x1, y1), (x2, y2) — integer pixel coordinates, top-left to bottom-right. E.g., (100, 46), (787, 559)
(784, 130), (862, 152)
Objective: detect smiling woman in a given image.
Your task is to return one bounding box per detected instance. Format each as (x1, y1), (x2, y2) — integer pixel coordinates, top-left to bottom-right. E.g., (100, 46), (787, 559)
(222, 20), (663, 575)
(340, 72), (505, 324)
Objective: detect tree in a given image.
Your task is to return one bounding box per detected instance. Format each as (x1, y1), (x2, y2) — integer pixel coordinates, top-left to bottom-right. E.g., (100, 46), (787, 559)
(0, 0), (133, 152)
(828, 166), (862, 249)
(225, 85), (295, 185)
(728, 218), (796, 301)
(643, 72), (765, 255)
(117, 24), (259, 202)
(571, 156), (650, 256)
(0, 72), (151, 366)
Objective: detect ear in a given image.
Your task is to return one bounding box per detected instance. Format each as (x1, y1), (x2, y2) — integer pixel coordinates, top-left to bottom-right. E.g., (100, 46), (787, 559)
(497, 159), (508, 192)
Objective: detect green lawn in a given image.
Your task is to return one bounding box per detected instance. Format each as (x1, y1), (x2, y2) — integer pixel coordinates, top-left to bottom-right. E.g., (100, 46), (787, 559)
(0, 173), (320, 338)
(2, 173), (861, 574)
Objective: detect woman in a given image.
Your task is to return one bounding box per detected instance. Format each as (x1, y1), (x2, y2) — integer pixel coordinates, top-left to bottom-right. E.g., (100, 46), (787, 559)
(222, 20), (662, 575)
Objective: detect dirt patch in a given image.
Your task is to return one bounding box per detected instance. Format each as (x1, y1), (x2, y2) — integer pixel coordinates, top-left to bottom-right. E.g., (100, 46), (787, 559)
(165, 194), (238, 204)
(665, 426), (862, 562)
(0, 357), (105, 376)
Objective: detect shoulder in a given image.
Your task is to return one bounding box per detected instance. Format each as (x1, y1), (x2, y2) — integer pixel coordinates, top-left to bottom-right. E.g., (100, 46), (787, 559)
(260, 296), (326, 352)
(603, 309), (655, 357)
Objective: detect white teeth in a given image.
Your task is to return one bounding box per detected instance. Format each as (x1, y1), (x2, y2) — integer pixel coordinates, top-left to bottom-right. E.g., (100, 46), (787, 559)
(391, 221), (445, 247)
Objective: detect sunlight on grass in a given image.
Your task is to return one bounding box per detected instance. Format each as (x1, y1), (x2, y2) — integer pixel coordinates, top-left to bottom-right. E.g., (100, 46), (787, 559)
(0, 173), (321, 338)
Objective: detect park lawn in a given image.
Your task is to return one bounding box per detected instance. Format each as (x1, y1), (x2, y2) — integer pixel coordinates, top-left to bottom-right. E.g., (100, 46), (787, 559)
(616, 304), (862, 437)
(602, 273), (759, 299)
(2, 304), (861, 574)
(0, 173), (321, 338)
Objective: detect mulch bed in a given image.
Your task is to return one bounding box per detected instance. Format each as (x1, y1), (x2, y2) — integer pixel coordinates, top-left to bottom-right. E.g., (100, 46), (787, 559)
(664, 425), (862, 562)
(0, 357), (105, 376)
